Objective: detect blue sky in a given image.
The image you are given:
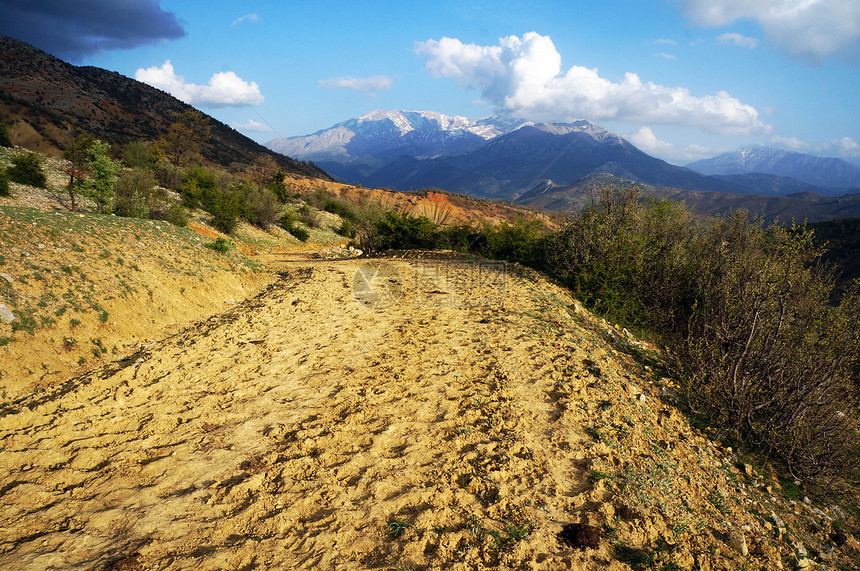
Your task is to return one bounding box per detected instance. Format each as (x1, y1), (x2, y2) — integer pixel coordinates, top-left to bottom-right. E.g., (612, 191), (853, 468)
(2, 0), (859, 165)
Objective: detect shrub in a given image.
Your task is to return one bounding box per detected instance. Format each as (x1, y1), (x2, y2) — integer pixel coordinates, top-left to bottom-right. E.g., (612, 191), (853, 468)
(290, 225), (310, 242)
(154, 159), (183, 191)
(280, 210), (297, 229)
(122, 140), (157, 170)
(479, 218), (544, 266)
(267, 171), (289, 202)
(61, 134), (95, 209)
(663, 216), (860, 481)
(373, 211), (440, 250)
(155, 203), (189, 227)
(535, 188), (860, 482)
(438, 224), (481, 253)
(536, 187), (691, 331)
(349, 200), (386, 253)
(323, 197), (356, 220)
(80, 140), (121, 213)
(357, 209), (482, 254)
(205, 237), (233, 253)
(0, 169), (9, 197)
(336, 218), (357, 238)
(178, 167), (240, 232)
(208, 188), (242, 234)
(280, 211), (310, 242)
(113, 168), (151, 218)
(180, 165), (217, 208)
(296, 204), (319, 228)
(243, 184), (282, 228)
(8, 152), (46, 188)
(0, 123), (11, 147)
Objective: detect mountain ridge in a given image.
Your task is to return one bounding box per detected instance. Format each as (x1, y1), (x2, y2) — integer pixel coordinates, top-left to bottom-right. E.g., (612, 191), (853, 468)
(517, 173), (860, 223)
(267, 110), (531, 181)
(363, 122), (749, 200)
(687, 146), (860, 193)
(0, 35), (327, 178)
(270, 112), (748, 200)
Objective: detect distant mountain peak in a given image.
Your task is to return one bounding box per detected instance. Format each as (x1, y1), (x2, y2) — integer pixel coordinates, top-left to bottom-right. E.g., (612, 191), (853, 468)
(266, 109), (751, 198)
(354, 110), (478, 135)
(688, 146), (860, 191)
(266, 110), (533, 170)
(532, 121), (622, 144)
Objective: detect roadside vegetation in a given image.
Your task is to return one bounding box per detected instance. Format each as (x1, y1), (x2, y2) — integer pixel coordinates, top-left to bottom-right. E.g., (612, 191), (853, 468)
(361, 186), (860, 489)
(0, 114), (352, 244)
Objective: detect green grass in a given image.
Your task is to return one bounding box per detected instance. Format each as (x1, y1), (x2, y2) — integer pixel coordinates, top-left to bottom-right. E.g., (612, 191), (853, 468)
(588, 469), (614, 484)
(615, 544), (656, 569)
(386, 519), (411, 538)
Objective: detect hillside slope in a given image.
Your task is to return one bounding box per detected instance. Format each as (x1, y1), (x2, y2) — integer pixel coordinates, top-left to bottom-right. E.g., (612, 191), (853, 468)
(1, 254), (856, 569)
(0, 36), (327, 177)
(0, 203), (275, 397)
(518, 174), (860, 223)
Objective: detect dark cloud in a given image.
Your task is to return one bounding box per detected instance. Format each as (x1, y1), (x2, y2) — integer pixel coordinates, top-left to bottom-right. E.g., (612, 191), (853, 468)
(0, 0), (185, 62)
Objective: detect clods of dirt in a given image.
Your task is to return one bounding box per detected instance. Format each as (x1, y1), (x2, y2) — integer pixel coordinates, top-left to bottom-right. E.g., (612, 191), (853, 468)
(558, 523), (601, 549)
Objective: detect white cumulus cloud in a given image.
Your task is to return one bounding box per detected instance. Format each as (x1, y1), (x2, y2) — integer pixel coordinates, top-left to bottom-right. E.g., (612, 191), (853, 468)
(231, 119), (274, 132)
(627, 127), (722, 164)
(135, 60), (264, 107)
(770, 135), (860, 157)
(653, 52), (677, 59)
(831, 136), (860, 157)
(678, 0), (860, 61)
(318, 75), (395, 94)
(416, 32), (770, 135)
(717, 32), (759, 49)
(770, 135), (811, 151)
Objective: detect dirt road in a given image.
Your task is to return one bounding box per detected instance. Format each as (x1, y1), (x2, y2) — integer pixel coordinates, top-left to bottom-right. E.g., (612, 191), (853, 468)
(0, 255), (786, 569)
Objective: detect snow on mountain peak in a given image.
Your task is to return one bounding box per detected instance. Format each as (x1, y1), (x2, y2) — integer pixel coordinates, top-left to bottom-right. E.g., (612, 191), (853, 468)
(265, 110), (621, 166)
(357, 110), (415, 135)
(354, 110), (509, 139)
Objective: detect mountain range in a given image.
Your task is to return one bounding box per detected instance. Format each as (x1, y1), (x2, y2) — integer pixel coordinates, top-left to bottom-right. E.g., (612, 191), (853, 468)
(267, 110), (859, 203)
(267, 110), (527, 183)
(0, 36), (327, 178)
(517, 173), (860, 224)
(268, 111), (755, 200)
(687, 146), (860, 192)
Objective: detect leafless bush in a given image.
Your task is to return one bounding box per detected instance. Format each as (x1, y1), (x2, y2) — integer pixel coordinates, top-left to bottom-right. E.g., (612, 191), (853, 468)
(665, 214), (860, 482)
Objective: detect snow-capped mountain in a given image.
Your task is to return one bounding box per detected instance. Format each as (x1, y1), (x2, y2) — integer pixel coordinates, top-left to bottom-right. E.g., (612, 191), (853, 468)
(266, 110), (755, 199)
(266, 110), (529, 171)
(360, 121), (746, 200)
(687, 146), (860, 192)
